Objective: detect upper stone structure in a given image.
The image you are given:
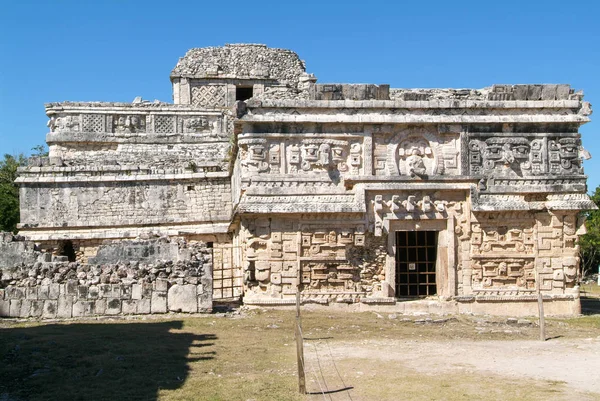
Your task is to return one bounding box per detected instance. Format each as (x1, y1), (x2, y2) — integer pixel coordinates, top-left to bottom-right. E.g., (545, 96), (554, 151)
(171, 43), (306, 84)
(11, 44), (595, 317)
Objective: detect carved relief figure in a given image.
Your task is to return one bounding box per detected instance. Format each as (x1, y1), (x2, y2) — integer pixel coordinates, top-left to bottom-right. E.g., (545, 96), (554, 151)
(184, 117), (209, 133)
(47, 116), (80, 132)
(114, 115), (145, 133)
(469, 137), (531, 176)
(240, 139), (269, 173)
(549, 138), (586, 175)
(398, 138), (433, 178)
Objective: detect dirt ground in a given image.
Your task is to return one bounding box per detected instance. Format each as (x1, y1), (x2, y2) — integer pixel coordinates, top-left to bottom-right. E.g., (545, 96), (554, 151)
(302, 336), (600, 400)
(1, 299), (599, 401)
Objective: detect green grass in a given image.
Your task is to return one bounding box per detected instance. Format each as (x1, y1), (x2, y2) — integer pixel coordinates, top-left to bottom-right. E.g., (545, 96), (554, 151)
(1, 310), (599, 401)
(582, 282), (600, 297)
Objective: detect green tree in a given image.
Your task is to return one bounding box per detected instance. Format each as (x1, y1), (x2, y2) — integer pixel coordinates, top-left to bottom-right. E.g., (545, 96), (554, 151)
(31, 144), (48, 157)
(579, 185), (600, 277)
(0, 153), (26, 233)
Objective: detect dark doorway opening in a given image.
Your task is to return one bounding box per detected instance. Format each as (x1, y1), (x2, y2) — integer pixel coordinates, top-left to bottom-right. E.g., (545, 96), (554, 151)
(395, 231), (437, 297)
(236, 86), (253, 101)
(59, 240), (77, 262)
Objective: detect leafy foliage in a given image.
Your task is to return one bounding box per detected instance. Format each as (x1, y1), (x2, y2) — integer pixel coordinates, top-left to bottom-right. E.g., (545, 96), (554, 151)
(0, 153), (26, 233)
(579, 186), (600, 277)
(31, 144), (48, 157)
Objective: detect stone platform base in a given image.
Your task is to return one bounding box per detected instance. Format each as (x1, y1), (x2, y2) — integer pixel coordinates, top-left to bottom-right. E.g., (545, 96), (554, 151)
(243, 295), (581, 317)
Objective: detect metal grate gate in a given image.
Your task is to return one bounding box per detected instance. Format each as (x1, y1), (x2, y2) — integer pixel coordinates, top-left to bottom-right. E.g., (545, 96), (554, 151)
(212, 245), (243, 300)
(395, 231), (437, 297)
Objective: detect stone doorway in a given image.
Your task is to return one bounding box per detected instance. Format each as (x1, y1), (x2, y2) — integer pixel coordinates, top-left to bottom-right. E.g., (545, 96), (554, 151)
(395, 231), (438, 297)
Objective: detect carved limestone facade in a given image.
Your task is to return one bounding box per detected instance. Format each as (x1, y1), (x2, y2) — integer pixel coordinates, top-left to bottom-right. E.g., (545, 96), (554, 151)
(12, 44), (595, 316)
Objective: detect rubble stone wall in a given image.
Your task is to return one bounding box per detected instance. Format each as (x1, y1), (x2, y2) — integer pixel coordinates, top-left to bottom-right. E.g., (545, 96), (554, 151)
(0, 233), (213, 318)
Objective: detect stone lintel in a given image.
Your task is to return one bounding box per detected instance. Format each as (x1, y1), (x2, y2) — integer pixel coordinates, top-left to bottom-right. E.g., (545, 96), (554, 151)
(46, 132), (230, 145)
(240, 114), (589, 125)
(16, 171), (230, 184)
(247, 99), (583, 110)
(45, 103), (227, 113)
(359, 182), (474, 191)
(345, 175), (478, 188)
(17, 222), (231, 241)
(237, 203), (365, 214)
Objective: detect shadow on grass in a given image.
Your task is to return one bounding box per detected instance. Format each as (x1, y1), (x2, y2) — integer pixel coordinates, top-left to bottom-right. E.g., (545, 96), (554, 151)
(0, 320), (215, 401)
(581, 297), (600, 315)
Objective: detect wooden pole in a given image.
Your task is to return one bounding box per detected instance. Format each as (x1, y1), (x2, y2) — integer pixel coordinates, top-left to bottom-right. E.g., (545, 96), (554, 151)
(295, 291), (306, 394)
(537, 291), (546, 341)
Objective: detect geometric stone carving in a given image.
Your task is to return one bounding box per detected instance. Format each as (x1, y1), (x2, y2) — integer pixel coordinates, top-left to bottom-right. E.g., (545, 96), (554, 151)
(191, 85), (226, 107)
(82, 114), (105, 133)
(471, 258), (535, 290)
(154, 115), (175, 133)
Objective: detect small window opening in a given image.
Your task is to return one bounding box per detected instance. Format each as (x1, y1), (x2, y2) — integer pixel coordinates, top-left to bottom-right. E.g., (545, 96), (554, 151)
(207, 242), (213, 249)
(236, 86), (253, 101)
(187, 185), (195, 191)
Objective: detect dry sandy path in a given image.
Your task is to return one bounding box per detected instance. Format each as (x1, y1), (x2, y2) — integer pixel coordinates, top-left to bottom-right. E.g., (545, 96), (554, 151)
(304, 336), (600, 398)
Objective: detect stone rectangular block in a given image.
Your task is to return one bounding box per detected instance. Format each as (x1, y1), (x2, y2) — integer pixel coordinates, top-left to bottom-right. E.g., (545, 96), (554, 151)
(541, 84), (557, 100)
(26, 287), (37, 300)
(527, 85), (542, 100)
(72, 301), (86, 317)
(0, 299), (10, 316)
(151, 291), (167, 313)
(137, 298), (150, 314)
(38, 285), (50, 300)
(99, 284), (112, 298)
(197, 284), (212, 312)
(19, 300), (32, 317)
(168, 284), (197, 313)
(6, 286), (25, 300)
(77, 286), (88, 299)
(88, 285), (99, 299)
(30, 300), (44, 317)
(57, 297), (73, 318)
(120, 285), (131, 300)
(122, 299), (137, 314)
(513, 85), (528, 100)
(155, 278), (169, 292)
(66, 280), (78, 296)
(131, 284), (142, 300)
(42, 300), (58, 318)
(142, 283), (153, 299)
(111, 285), (122, 298)
(9, 299), (22, 317)
(94, 299), (106, 315)
(49, 284), (60, 299)
(106, 298), (121, 315)
(556, 84), (571, 100)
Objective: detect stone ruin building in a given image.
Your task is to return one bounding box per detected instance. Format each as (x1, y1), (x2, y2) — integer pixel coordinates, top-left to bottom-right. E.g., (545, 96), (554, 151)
(1, 43), (595, 318)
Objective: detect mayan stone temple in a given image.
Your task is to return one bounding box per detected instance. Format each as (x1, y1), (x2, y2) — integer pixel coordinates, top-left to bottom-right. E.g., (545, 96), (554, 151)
(3, 44), (596, 318)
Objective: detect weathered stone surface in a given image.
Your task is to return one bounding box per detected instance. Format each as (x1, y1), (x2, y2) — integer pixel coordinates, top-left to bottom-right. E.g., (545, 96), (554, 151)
(137, 298), (151, 314)
(168, 284), (197, 313)
(42, 300), (58, 318)
(131, 284), (142, 300)
(3, 44), (594, 318)
(122, 299), (137, 314)
(105, 299), (121, 315)
(151, 291), (167, 313)
(0, 299), (9, 316)
(57, 297), (73, 318)
(30, 300), (44, 317)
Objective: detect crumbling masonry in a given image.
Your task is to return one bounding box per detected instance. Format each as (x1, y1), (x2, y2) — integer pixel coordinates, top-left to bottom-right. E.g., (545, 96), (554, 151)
(2, 44), (595, 317)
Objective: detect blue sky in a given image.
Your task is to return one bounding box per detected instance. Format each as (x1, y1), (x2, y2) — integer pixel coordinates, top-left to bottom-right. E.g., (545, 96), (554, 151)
(1, 0), (599, 189)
